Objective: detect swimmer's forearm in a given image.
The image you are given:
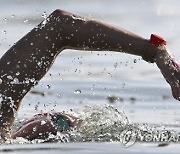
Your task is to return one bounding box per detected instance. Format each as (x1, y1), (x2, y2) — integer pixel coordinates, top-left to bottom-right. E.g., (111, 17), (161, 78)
(0, 10), (66, 131)
(56, 10), (159, 62)
(12, 119), (57, 140)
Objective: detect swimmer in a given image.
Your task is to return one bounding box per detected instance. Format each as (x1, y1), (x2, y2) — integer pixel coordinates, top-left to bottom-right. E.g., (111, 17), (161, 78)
(12, 112), (81, 140)
(0, 9), (180, 142)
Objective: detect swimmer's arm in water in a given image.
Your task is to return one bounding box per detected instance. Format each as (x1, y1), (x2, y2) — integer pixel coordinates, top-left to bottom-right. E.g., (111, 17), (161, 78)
(0, 9), (180, 140)
(12, 117), (57, 140)
(12, 113), (79, 140)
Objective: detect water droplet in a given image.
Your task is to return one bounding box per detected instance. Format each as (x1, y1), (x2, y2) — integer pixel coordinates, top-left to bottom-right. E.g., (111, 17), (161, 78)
(22, 89), (27, 94)
(114, 62), (118, 69)
(47, 85), (51, 89)
(24, 19), (28, 23)
(42, 12), (47, 19)
(74, 89), (81, 94)
(57, 94), (61, 98)
(16, 72), (20, 76)
(72, 15), (85, 21)
(7, 75), (13, 80)
(41, 120), (46, 125)
(134, 59), (137, 63)
(30, 78), (35, 83)
(33, 127), (37, 132)
(11, 15), (15, 18)
(107, 73), (112, 77)
(11, 77), (19, 84)
(2, 30), (7, 34)
(3, 18), (8, 23)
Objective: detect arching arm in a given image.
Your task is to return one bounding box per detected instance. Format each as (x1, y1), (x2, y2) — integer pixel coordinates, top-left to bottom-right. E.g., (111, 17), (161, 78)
(0, 9), (179, 142)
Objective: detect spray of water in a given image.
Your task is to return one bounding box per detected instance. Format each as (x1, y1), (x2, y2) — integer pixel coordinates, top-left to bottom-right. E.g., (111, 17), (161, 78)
(6, 105), (156, 144)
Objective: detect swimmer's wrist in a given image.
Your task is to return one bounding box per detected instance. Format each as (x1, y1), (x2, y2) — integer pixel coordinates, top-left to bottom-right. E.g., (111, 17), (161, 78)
(154, 47), (170, 64)
(142, 39), (158, 63)
(142, 34), (167, 63)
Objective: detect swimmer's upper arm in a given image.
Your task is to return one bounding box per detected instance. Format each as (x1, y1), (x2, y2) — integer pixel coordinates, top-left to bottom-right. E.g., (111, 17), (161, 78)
(12, 117), (57, 140)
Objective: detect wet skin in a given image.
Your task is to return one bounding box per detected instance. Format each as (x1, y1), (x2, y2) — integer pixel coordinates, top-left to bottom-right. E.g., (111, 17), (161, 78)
(12, 113), (81, 140)
(155, 47), (180, 100)
(0, 9), (179, 141)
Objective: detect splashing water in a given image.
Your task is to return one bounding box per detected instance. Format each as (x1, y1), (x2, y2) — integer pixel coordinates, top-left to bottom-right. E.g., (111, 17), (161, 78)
(69, 105), (129, 142)
(34, 12), (49, 30)
(72, 15), (86, 22)
(8, 105), (155, 144)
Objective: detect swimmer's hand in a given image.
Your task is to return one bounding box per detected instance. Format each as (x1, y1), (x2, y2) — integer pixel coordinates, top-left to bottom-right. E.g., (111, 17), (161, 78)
(155, 47), (180, 100)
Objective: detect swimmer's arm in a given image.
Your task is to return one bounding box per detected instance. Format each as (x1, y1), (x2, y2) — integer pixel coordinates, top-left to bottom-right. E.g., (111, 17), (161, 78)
(57, 10), (180, 99)
(155, 48), (180, 100)
(0, 9), (159, 132)
(0, 9), (179, 139)
(12, 118), (57, 140)
(56, 9), (159, 63)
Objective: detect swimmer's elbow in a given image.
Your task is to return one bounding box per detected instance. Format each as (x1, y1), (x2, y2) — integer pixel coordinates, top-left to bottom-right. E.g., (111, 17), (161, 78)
(51, 9), (74, 18)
